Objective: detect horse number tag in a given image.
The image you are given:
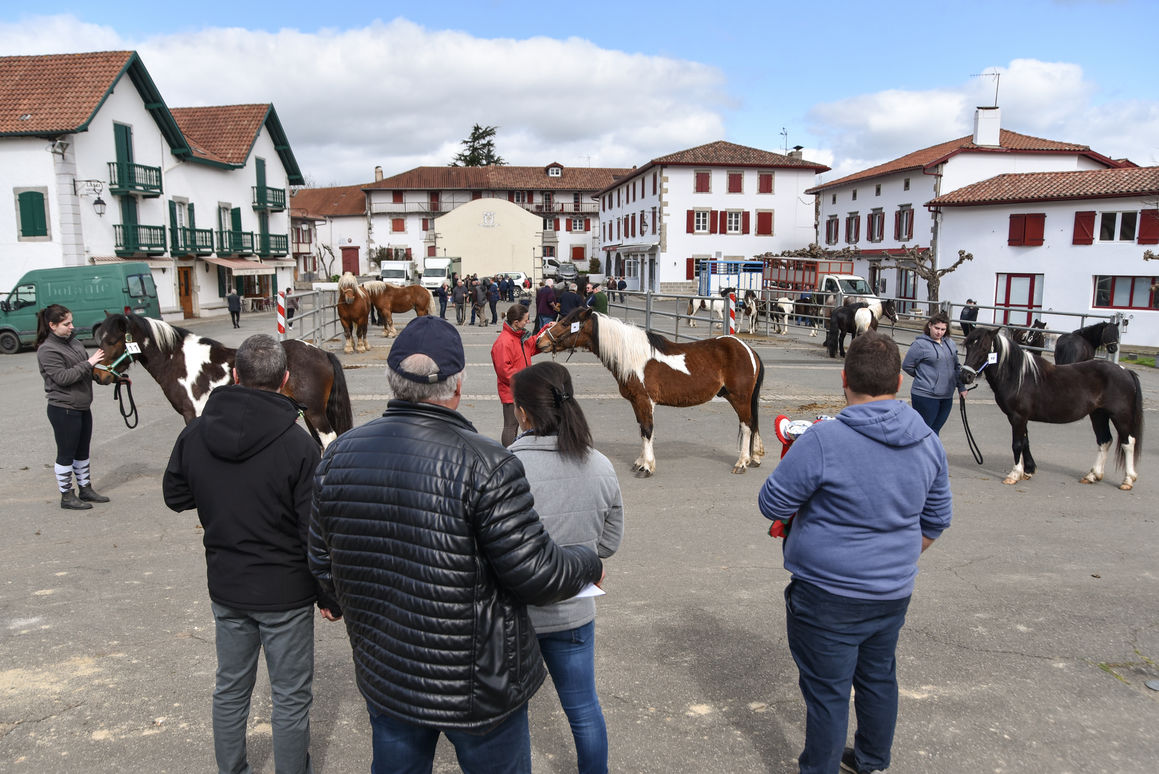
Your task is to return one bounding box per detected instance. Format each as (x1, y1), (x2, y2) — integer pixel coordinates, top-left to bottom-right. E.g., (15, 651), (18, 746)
(571, 322), (580, 334)
(126, 341), (142, 355)
(987, 352), (998, 365)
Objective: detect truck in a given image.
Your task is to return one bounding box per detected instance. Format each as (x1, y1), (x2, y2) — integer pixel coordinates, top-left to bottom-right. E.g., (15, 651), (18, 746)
(379, 259), (418, 284)
(420, 256), (461, 290)
(762, 259), (876, 302)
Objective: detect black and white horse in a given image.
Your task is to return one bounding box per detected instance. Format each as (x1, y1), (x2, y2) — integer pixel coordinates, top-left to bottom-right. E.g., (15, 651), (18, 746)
(1054, 321), (1120, 364)
(740, 290), (760, 334)
(770, 297), (794, 334)
(686, 287), (733, 329)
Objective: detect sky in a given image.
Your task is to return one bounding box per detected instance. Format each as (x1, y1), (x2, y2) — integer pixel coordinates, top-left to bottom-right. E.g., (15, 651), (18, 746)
(3, 1), (1157, 187)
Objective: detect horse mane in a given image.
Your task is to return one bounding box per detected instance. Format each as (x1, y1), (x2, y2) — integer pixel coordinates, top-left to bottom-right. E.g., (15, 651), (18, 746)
(995, 328), (1040, 390)
(591, 312), (663, 383)
(126, 314), (185, 354)
(338, 273), (363, 294)
(360, 280), (384, 297)
(1074, 321), (1116, 344)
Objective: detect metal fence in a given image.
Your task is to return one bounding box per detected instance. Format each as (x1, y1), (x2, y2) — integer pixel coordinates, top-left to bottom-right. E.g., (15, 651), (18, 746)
(279, 289), (342, 346)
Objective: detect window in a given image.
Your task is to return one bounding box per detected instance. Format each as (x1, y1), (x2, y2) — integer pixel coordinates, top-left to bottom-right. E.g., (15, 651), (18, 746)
(894, 206), (914, 241)
(570, 216), (585, 231)
(391, 218), (405, 233)
(728, 171), (743, 194)
(694, 170), (711, 193)
(831, 194), (836, 205)
(542, 192), (553, 210)
(1008, 213), (1046, 246)
(543, 245), (555, 258)
(514, 191), (526, 204)
(694, 210), (710, 233)
(756, 211), (774, 236)
(867, 210), (884, 242)
(15, 188), (50, 239)
(875, 184), (881, 197)
(543, 218), (555, 232)
(725, 211), (742, 234)
(825, 215), (839, 245)
(1094, 275), (1159, 309)
(1099, 211), (1138, 242)
(573, 192), (581, 210)
(758, 172), (774, 194)
(852, 189), (858, 201)
(652, 172), (657, 196)
(392, 190), (403, 203)
(548, 166), (562, 177)
(652, 206), (657, 235)
(903, 178), (910, 191)
(421, 218), (430, 231)
(845, 213), (861, 243)
(429, 192), (440, 209)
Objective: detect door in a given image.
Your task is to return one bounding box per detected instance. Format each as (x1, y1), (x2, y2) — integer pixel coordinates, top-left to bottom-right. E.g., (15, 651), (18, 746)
(177, 266), (194, 318)
(114, 123), (134, 187)
(995, 273), (1043, 326)
(120, 197), (139, 252)
(340, 245), (360, 275)
(896, 268), (919, 316)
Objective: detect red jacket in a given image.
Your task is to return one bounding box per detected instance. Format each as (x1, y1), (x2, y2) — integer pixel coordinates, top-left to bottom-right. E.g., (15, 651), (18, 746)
(491, 322), (540, 403)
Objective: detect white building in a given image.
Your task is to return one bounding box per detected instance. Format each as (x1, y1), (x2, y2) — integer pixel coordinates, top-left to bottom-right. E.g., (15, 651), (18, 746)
(289, 183), (371, 280)
(598, 141), (828, 292)
(1, 51), (303, 318)
(927, 166), (1159, 345)
(806, 107), (1121, 307)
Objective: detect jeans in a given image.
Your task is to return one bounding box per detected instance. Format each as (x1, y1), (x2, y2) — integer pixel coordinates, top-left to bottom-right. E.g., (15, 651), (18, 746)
(784, 579), (910, 774)
(439, 299), (448, 319)
(212, 602), (315, 774)
(910, 394), (954, 435)
(538, 314), (555, 331)
(368, 702), (531, 774)
(538, 620), (608, 774)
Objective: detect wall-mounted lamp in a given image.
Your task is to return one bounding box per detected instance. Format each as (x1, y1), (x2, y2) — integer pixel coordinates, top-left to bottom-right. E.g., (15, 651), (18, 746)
(73, 179), (107, 217)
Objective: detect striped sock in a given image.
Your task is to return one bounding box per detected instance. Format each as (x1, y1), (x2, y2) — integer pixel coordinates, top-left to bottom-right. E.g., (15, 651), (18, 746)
(55, 464), (73, 493)
(73, 459), (91, 487)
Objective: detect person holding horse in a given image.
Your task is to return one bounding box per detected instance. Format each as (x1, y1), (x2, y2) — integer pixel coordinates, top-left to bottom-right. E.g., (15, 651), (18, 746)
(509, 361), (624, 774)
(758, 331), (952, 774)
(537, 278), (559, 330)
(308, 315), (604, 774)
(163, 333), (342, 774)
(36, 303), (111, 510)
(901, 311), (968, 435)
(491, 304), (543, 446)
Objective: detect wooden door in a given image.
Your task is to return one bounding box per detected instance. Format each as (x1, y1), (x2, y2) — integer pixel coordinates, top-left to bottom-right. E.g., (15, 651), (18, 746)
(177, 266), (194, 318)
(341, 245), (360, 275)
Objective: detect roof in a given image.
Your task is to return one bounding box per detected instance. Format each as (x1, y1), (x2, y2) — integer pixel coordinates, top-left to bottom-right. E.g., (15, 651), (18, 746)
(649, 140), (829, 171)
(364, 164), (633, 192)
(806, 130), (1117, 194)
(170, 104), (304, 185)
(290, 184), (370, 218)
(927, 166), (1159, 207)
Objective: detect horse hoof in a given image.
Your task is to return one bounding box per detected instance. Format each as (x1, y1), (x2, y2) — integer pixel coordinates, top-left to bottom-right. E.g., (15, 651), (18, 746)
(731, 465), (747, 474)
(1002, 477), (1019, 485)
(633, 468), (653, 478)
(1079, 476), (1096, 484)
(749, 458), (761, 468)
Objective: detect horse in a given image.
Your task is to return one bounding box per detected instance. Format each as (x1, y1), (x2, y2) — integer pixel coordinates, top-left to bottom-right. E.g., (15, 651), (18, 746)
(1012, 318), (1047, 351)
(795, 294), (824, 338)
(536, 307), (765, 476)
(92, 313), (353, 448)
(686, 287), (732, 329)
(740, 290), (760, 334)
(770, 297), (794, 335)
(363, 280), (433, 337)
(855, 297), (898, 326)
(1054, 321), (1120, 365)
(960, 326), (1142, 490)
(336, 272), (370, 353)
(825, 302), (871, 358)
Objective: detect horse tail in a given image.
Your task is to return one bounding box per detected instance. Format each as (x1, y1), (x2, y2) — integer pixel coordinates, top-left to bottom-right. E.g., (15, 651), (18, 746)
(749, 354), (764, 436)
(1117, 368), (1144, 469)
(325, 351), (354, 436)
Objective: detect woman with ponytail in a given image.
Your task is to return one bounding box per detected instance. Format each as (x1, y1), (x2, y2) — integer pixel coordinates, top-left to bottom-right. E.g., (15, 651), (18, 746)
(509, 361), (624, 774)
(36, 304), (110, 510)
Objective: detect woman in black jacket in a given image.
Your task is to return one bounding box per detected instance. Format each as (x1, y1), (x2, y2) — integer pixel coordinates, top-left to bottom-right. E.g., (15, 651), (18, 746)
(36, 304), (110, 510)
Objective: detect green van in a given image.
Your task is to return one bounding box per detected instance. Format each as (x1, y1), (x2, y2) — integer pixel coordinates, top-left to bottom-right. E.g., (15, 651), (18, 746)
(0, 262), (161, 354)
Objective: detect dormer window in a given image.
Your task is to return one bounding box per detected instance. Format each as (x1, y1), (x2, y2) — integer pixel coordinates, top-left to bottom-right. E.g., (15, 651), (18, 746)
(547, 166), (562, 177)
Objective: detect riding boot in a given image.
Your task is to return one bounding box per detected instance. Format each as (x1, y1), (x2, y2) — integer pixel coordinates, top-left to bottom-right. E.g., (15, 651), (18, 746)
(78, 484), (110, 503)
(61, 490), (93, 510)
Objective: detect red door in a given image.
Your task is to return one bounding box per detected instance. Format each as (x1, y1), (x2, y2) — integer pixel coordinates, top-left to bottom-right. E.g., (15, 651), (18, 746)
(340, 245), (360, 275)
(994, 273), (1043, 326)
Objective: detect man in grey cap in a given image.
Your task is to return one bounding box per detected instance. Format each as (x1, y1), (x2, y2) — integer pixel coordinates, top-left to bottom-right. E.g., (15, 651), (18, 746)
(308, 315), (603, 773)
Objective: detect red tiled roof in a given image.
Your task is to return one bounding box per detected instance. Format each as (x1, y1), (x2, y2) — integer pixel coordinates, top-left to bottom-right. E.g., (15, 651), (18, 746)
(170, 104), (270, 166)
(0, 51), (133, 135)
(807, 130), (1113, 194)
(290, 184), (370, 218)
(927, 166), (1159, 207)
(364, 164), (633, 192)
(649, 140), (829, 171)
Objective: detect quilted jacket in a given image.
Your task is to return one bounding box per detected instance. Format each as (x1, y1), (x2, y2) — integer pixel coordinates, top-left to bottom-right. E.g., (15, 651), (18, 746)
(308, 399), (603, 730)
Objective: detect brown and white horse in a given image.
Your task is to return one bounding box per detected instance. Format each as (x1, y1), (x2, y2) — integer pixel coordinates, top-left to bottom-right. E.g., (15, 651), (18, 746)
(537, 307), (765, 476)
(363, 281), (433, 337)
(336, 272), (370, 353)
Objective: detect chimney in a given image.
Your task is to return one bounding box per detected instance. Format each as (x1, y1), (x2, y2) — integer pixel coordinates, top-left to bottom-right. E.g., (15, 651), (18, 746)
(788, 145), (804, 160)
(374, 165), (383, 182)
(973, 106), (1001, 147)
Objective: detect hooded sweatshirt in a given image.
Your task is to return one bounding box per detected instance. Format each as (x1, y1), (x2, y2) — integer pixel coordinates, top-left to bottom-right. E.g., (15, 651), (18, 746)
(902, 333), (963, 399)
(163, 384), (334, 612)
(757, 400), (951, 600)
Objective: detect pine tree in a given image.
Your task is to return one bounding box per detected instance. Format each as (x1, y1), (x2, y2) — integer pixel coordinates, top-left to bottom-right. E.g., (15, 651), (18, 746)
(451, 124), (505, 167)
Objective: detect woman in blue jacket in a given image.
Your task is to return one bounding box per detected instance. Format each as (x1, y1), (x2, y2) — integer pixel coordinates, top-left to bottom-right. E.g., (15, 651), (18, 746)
(901, 311), (967, 434)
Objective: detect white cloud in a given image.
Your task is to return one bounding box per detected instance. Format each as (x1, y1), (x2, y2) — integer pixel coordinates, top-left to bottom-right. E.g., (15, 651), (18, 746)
(1, 16), (728, 184)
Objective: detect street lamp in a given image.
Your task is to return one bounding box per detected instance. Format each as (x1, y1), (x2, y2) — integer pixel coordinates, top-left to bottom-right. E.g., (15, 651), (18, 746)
(73, 179), (107, 217)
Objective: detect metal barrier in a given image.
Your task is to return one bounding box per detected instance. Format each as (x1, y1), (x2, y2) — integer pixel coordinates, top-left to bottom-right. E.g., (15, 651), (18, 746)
(278, 290), (342, 347)
(941, 300), (1122, 362)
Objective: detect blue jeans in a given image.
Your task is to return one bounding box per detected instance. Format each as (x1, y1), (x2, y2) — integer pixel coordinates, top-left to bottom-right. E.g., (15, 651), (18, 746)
(368, 702), (530, 774)
(538, 620), (608, 774)
(212, 602), (315, 774)
(784, 579), (910, 774)
(910, 394), (953, 434)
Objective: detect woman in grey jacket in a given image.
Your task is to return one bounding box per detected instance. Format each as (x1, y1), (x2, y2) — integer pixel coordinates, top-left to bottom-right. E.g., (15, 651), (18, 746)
(510, 362), (623, 774)
(36, 304), (110, 510)
(901, 311), (967, 434)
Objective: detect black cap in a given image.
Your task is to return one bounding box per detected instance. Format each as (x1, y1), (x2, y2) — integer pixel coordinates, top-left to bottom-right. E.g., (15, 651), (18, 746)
(387, 316), (465, 383)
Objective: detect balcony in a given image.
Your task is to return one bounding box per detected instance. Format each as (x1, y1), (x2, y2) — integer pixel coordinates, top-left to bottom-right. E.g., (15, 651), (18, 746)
(530, 201), (599, 214)
(114, 224), (167, 256)
(217, 230), (255, 256)
(252, 185), (287, 211)
(172, 227), (215, 256)
(258, 233), (289, 257)
(107, 162), (163, 197)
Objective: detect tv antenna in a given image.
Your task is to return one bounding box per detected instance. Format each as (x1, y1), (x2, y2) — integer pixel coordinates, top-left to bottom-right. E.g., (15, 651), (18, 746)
(971, 70), (1001, 107)
(780, 127), (789, 154)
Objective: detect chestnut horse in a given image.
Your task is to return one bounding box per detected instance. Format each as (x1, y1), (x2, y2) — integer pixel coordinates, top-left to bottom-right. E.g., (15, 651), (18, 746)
(537, 307), (765, 476)
(92, 313), (353, 448)
(336, 272), (370, 353)
(362, 281), (433, 337)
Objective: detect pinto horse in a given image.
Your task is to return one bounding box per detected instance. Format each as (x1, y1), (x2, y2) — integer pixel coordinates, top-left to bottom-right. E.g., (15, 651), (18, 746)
(686, 287), (732, 329)
(740, 290), (760, 334)
(770, 297), (794, 334)
(336, 272), (370, 353)
(363, 281), (433, 338)
(825, 302), (871, 358)
(536, 307), (765, 476)
(961, 327), (1142, 489)
(92, 313), (353, 448)
(1012, 318), (1047, 351)
(1054, 321), (1120, 365)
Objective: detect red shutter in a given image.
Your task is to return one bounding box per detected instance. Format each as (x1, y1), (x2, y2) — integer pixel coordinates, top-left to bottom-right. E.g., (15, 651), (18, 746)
(1072, 211), (1096, 245)
(527, 191), (533, 204)
(854, 216), (861, 242)
(393, 190), (403, 203)
(742, 211), (751, 234)
(1025, 214), (1045, 246)
(554, 218), (560, 231)
(508, 191), (514, 202)
(686, 258), (695, 280)
(894, 210), (901, 240)
(1138, 209), (1159, 244)
(652, 172), (657, 195)
(757, 212), (773, 236)
(1008, 214), (1026, 246)
(421, 218), (429, 231)
(709, 211), (718, 234)
(405, 248), (412, 259)
(584, 218), (590, 232)
(427, 245), (436, 257)
(687, 210), (695, 233)
(565, 218), (573, 232)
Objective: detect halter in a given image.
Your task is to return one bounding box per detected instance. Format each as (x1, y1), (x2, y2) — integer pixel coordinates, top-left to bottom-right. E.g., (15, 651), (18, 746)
(542, 323), (579, 360)
(961, 346), (998, 379)
(93, 333), (139, 381)
(93, 333), (140, 428)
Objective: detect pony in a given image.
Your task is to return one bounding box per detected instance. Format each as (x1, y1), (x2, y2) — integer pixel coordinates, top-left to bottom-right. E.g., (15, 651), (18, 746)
(336, 272), (370, 353)
(536, 307), (766, 476)
(686, 287), (732, 329)
(825, 302), (871, 358)
(363, 280), (433, 337)
(92, 313), (353, 448)
(1012, 318), (1047, 351)
(770, 297), (794, 335)
(1054, 321), (1120, 365)
(960, 326), (1142, 489)
(794, 294), (825, 337)
(740, 290), (760, 334)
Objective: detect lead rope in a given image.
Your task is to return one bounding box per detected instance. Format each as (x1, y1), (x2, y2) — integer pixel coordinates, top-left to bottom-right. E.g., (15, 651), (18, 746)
(959, 387), (983, 465)
(113, 378), (138, 429)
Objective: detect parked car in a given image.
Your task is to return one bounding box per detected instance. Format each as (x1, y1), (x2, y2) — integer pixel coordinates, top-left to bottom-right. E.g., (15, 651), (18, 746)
(557, 261), (579, 283)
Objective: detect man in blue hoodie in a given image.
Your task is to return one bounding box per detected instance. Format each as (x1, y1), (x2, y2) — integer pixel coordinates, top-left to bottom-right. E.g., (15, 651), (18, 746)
(758, 331), (952, 774)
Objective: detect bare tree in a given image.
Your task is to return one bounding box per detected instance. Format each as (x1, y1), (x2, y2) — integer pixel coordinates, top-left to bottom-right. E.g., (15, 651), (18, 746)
(873, 246), (973, 311)
(755, 243), (862, 262)
(315, 244), (337, 279)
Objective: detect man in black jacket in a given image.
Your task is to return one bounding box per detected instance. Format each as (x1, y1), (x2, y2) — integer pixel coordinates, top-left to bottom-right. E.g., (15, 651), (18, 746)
(309, 315), (603, 773)
(164, 334), (339, 774)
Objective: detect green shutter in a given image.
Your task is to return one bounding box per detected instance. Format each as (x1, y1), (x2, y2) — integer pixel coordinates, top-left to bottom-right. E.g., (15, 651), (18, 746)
(187, 202), (196, 229)
(169, 200), (179, 251)
(18, 191), (47, 237)
(217, 266), (227, 297)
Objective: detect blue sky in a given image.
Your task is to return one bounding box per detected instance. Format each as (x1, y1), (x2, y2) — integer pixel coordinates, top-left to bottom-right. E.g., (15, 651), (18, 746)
(3, 1), (1155, 185)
